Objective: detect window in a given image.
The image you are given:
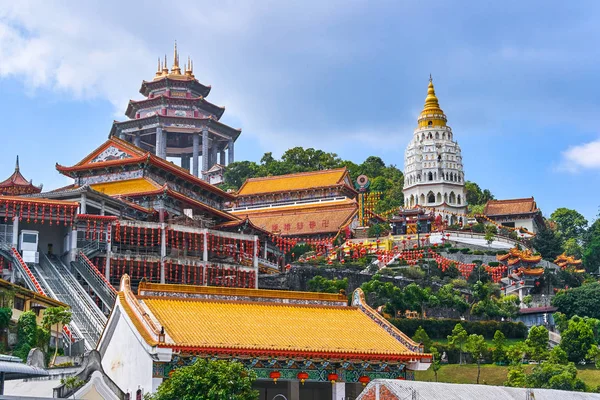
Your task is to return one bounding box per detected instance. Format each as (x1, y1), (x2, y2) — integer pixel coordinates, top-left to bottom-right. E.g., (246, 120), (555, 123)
(14, 296), (24, 311)
(428, 192), (435, 203)
(22, 233), (37, 244)
(428, 121), (432, 126)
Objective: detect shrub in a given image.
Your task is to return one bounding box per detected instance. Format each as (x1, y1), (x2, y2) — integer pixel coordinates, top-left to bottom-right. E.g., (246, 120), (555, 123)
(472, 250), (484, 255)
(402, 267), (426, 280)
(448, 248), (460, 254)
(460, 248), (471, 254)
(488, 261), (500, 267)
(390, 318), (527, 340)
(485, 251), (497, 256)
(13, 311), (38, 360)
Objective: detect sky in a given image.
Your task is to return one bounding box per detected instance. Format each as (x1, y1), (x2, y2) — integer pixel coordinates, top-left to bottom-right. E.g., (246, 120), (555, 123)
(0, 1), (598, 222)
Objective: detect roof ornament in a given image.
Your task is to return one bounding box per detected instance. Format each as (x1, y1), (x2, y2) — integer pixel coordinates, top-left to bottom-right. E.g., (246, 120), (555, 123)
(429, 73), (432, 82)
(162, 54), (169, 76)
(15, 155), (19, 172)
(155, 57), (162, 78)
(171, 41), (181, 75)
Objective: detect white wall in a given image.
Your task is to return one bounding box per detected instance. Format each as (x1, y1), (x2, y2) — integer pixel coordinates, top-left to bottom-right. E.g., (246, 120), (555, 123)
(100, 304), (157, 395)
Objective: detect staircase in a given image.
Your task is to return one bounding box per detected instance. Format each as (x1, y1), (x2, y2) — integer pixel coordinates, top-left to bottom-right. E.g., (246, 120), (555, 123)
(71, 251), (117, 309)
(32, 253), (107, 351)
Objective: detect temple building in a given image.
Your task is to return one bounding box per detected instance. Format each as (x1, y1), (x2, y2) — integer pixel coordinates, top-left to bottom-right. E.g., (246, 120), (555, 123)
(0, 156), (42, 196)
(227, 168), (359, 241)
(98, 275), (431, 399)
(109, 43), (239, 181)
(402, 77), (467, 224)
(483, 197), (544, 233)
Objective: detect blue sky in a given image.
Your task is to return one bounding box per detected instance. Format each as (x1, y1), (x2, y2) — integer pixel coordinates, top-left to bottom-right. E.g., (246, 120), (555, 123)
(0, 1), (598, 221)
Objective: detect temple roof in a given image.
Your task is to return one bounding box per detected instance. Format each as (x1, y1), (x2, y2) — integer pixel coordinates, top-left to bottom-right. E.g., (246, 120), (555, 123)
(0, 156), (42, 195)
(125, 95), (225, 120)
(230, 198), (358, 236)
(417, 76), (447, 128)
(116, 276), (427, 362)
(90, 178), (160, 196)
(236, 168), (355, 197)
(56, 137), (235, 201)
(484, 197), (539, 216)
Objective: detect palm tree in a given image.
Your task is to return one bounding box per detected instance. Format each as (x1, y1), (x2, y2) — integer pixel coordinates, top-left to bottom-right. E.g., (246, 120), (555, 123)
(42, 307), (72, 366)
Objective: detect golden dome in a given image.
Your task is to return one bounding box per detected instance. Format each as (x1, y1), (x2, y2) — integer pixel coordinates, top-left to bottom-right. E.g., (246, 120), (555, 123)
(152, 42), (196, 81)
(417, 75), (447, 128)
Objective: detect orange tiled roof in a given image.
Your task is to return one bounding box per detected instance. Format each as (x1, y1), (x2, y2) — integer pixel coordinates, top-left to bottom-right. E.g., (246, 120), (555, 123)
(91, 178), (161, 196)
(484, 197), (539, 216)
(230, 199), (357, 235)
(236, 168), (352, 196)
(116, 278), (425, 361)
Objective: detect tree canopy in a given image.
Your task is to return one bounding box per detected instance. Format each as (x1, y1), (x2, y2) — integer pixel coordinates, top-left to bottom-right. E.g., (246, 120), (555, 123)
(149, 359), (258, 400)
(552, 282), (600, 319)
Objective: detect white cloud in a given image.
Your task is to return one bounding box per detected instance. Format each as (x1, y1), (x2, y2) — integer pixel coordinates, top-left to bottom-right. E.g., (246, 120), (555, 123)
(559, 138), (600, 172)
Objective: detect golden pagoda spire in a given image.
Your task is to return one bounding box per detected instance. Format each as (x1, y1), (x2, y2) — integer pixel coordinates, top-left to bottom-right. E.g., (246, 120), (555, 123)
(185, 56), (195, 78)
(15, 155), (19, 172)
(162, 54), (169, 76)
(155, 57), (162, 78)
(171, 41), (181, 75)
(417, 75), (447, 128)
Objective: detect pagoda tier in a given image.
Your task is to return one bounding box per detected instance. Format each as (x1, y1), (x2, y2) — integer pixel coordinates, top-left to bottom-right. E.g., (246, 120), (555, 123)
(0, 156), (42, 196)
(110, 43), (240, 182)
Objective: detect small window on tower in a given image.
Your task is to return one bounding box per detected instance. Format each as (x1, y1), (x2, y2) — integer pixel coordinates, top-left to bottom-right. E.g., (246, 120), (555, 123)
(428, 121), (432, 126)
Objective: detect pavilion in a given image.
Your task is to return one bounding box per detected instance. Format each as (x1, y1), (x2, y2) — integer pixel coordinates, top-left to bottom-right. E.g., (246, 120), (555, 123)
(97, 275), (431, 399)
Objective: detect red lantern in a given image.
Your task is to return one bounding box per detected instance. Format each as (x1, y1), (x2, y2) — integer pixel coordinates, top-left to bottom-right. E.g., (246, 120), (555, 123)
(358, 376), (370, 386)
(297, 371), (309, 385)
(270, 371), (281, 384)
(327, 373), (338, 383)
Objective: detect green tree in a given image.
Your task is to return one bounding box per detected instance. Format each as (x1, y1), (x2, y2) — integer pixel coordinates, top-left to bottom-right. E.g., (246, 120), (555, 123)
(13, 311), (38, 360)
(504, 342), (527, 387)
(552, 282), (600, 319)
(413, 326), (432, 352)
(307, 276), (347, 294)
(533, 222), (563, 261)
(491, 330), (507, 364)
(430, 346), (442, 382)
(361, 275), (406, 316)
(559, 316), (596, 363)
(448, 323), (468, 365)
(465, 334), (487, 384)
(223, 161), (262, 189)
(0, 307), (12, 351)
(525, 325), (549, 363)
(583, 220), (600, 272)
(550, 208), (588, 242)
(563, 238), (583, 259)
(42, 307), (72, 366)
(150, 359), (258, 400)
(548, 346), (568, 365)
(527, 361), (586, 391)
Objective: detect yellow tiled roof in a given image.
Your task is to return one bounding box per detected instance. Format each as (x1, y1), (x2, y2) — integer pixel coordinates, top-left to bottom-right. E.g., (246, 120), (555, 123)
(231, 199), (357, 235)
(142, 297), (413, 356)
(237, 168), (350, 196)
(91, 178), (160, 196)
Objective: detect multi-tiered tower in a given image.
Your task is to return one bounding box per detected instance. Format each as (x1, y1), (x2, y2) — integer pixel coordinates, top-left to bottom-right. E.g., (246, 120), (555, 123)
(403, 77), (467, 224)
(110, 43), (240, 181)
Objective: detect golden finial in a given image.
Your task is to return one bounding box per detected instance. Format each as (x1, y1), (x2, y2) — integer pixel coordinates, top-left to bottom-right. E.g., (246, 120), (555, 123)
(162, 54), (169, 76)
(171, 41), (181, 75)
(155, 57), (163, 78)
(429, 73), (432, 82)
(185, 56), (195, 77)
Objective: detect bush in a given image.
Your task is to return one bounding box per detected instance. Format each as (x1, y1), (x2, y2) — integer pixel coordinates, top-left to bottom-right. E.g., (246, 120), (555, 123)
(488, 261), (500, 267)
(459, 248), (471, 254)
(485, 251), (497, 256)
(472, 250), (484, 255)
(13, 311), (38, 360)
(448, 248), (460, 254)
(401, 267), (426, 280)
(389, 318), (528, 340)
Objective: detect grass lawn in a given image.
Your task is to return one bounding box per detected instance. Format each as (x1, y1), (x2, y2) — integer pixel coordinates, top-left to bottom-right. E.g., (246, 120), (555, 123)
(415, 364), (600, 388)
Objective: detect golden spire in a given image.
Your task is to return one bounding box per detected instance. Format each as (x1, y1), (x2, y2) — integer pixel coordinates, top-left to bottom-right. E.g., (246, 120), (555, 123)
(185, 56), (195, 78)
(155, 57), (162, 78)
(417, 75), (447, 128)
(171, 41), (181, 75)
(162, 54), (169, 76)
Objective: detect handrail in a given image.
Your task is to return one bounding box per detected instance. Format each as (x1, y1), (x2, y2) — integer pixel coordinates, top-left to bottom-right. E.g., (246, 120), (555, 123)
(11, 248), (46, 295)
(11, 248), (75, 341)
(78, 252), (117, 295)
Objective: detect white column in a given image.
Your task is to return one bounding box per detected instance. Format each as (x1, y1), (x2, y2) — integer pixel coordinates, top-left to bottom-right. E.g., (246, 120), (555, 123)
(133, 134), (141, 148)
(192, 134), (200, 177)
(159, 205), (167, 284)
(11, 218), (18, 247)
(105, 237), (112, 281)
(155, 127), (162, 158)
(263, 239), (267, 259)
(287, 380), (299, 400)
(80, 193), (87, 214)
(228, 139), (234, 165)
(332, 382), (345, 400)
(253, 235), (259, 288)
(201, 128), (209, 179)
(219, 150), (226, 166)
(100, 201), (105, 216)
(69, 228), (78, 263)
(210, 144), (218, 169)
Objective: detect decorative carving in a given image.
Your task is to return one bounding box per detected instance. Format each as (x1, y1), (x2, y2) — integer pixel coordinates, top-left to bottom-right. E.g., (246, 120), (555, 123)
(91, 146), (133, 163)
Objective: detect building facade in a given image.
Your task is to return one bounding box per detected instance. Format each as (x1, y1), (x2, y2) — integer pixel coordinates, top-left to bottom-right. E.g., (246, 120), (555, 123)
(403, 78), (467, 224)
(483, 197), (544, 234)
